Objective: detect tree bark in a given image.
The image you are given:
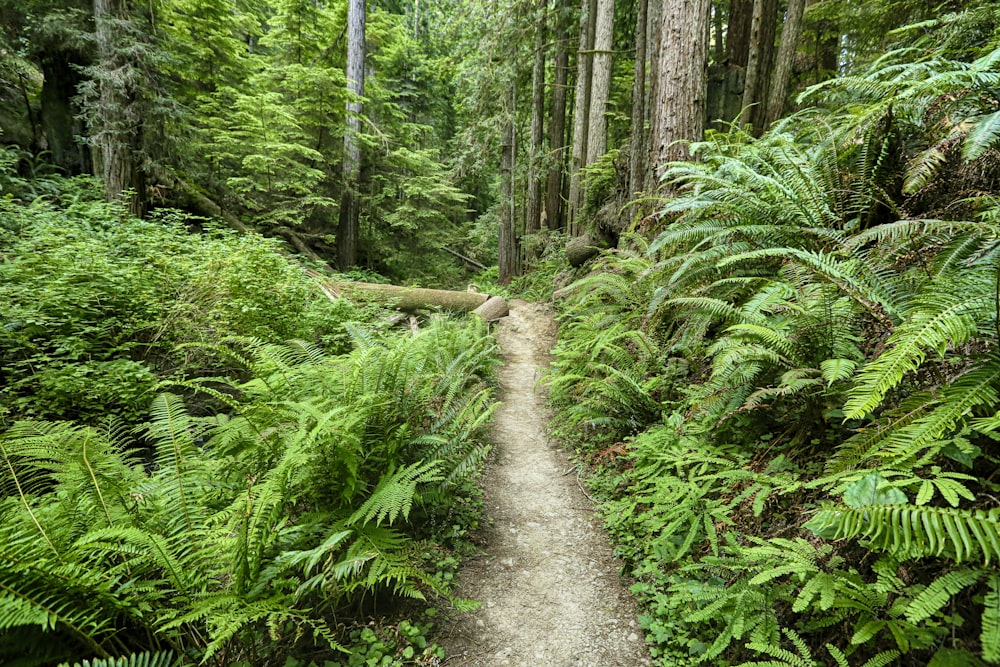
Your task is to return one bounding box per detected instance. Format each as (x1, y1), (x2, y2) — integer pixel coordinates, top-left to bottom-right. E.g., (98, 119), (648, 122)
(545, 3), (570, 231)
(751, 0), (778, 129)
(526, 0), (547, 245)
(585, 0), (615, 167)
(92, 0), (145, 215)
(646, 0), (662, 186)
(338, 0), (366, 270)
(499, 114), (518, 285)
(726, 0), (753, 67)
(567, 0), (597, 235)
(628, 0), (648, 198)
(653, 0), (710, 174)
(739, 0), (765, 129)
(764, 0), (806, 127)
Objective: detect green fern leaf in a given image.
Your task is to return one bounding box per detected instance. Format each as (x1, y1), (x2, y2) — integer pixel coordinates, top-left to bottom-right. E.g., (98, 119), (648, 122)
(963, 110), (1000, 161)
(821, 358), (858, 386)
(58, 652), (176, 667)
(348, 461), (443, 527)
(904, 568), (983, 623)
(984, 573), (1000, 663)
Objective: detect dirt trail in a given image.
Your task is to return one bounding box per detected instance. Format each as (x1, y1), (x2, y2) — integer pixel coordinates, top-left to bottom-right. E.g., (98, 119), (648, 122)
(441, 300), (651, 667)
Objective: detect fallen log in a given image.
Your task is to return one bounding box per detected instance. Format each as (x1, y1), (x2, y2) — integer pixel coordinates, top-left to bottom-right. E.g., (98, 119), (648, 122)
(566, 235), (602, 267)
(150, 165), (250, 234)
(321, 280), (497, 313)
(443, 247), (487, 271)
(472, 295), (509, 321)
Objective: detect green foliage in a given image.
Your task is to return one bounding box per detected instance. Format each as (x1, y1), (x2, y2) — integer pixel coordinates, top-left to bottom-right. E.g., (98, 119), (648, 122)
(58, 653), (176, 667)
(0, 193), (359, 425)
(0, 314), (498, 665)
(547, 30), (1000, 666)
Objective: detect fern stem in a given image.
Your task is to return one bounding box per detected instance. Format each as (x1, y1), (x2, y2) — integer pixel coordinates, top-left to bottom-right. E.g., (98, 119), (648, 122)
(82, 433), (114, 528)
(0, 580), (110, 658)
(0, 441), (60, 559)
(994, 258), (1000, 346)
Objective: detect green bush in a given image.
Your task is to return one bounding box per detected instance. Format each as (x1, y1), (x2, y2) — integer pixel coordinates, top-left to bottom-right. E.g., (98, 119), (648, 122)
(0, 195), (359, 425)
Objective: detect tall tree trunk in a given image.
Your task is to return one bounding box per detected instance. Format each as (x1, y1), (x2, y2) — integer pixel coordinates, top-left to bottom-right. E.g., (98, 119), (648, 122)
(739, 0), (765, 129)
(545, 5), (570, 231)
(653, 0), (710, 174)
(629, 0), (648, 199)
(92, 0), (144, 215)
(725, 0), (753, 66)
(764, 0), (806, 126)
(712, 2), (723, 65)
(750, 0), (778, 130)
(499, 114), (517, 285)
(567, 0), (596, 235)
(645, 0), (662, 188)
(338, 0), (366, 270)
(585, 0), (614, 167)
(526, 0), (547, 246)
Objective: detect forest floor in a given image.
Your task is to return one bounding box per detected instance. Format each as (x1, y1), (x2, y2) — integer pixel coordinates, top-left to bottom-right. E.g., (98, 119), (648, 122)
(440, 300), (652, 666)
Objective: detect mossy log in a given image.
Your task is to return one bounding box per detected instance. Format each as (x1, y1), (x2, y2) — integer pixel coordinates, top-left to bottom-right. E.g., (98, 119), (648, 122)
(566, 235), (602, 267)
(323, 280), (504, 314)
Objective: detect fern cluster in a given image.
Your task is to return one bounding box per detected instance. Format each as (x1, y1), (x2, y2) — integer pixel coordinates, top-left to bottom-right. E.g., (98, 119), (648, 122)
(548, 38), (1000, 667)
(0, 318), (499, 666)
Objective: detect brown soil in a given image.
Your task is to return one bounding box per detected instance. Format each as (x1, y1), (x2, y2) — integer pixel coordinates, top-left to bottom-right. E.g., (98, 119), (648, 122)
(440, 300), (652, 666)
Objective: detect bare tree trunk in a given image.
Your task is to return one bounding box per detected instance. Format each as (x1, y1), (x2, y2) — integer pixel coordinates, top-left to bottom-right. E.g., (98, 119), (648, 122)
(764, 0), (806, 126)
(499, 113), (517, 285)
(526, 0), (547, 246)
(750, 0), (778, 130)
(629, 0), (648, 199)
(545, 5), (570, 231)
(726, 0), (753, 66)
(712, 3), (724, 64)
(338, 0), (366, 270)
(92, 0), (145, 215)
(653, 0), (710, 174)
(645, 0), (662, 190)
(567, 0), (596, 235)
(739, 0), (765, 129)
(585, 0), (615, 167)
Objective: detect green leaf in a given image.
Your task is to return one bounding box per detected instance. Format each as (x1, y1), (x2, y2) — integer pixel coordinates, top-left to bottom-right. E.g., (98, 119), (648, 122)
(984, 574), (1000, 663)
(843, 473), (908, 508)
(821, 358), (858, 386)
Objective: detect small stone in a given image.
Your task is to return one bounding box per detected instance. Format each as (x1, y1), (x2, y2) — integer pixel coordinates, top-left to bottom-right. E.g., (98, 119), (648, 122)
(475, 619), (485, 628)
(628, 632), (639, 642)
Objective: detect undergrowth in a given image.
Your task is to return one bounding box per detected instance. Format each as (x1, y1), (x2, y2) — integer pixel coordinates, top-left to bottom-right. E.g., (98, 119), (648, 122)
(546, 34), (1000, 667)
(0, 171), (501, 666)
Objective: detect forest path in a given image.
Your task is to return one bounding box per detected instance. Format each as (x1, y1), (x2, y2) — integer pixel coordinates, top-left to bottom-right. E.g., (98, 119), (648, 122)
(440, 300), (652, 666)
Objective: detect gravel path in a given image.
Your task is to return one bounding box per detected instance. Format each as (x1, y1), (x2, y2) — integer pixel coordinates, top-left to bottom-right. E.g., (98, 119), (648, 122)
(440, 300), (652, 667)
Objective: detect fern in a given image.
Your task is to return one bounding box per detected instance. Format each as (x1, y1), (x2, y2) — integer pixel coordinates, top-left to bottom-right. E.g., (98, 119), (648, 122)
(58, 652), (176, 667)
(807, 503), (1000, 564)
(347, 461), (443, 527)
(984, 573), (1000, 664)
(904, 567), (984, 623)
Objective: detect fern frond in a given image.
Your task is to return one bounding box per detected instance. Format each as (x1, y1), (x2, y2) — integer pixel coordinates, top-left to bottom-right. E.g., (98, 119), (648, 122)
(984, 573), (1000, 663)
(845, 291), (992, 419)
(347, 461), (442, 527)
(808, 503), (1000, 564)
(964, 109), (1000, 161)
(58, 651), (176, 667)
(905, 567), (983, 623)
